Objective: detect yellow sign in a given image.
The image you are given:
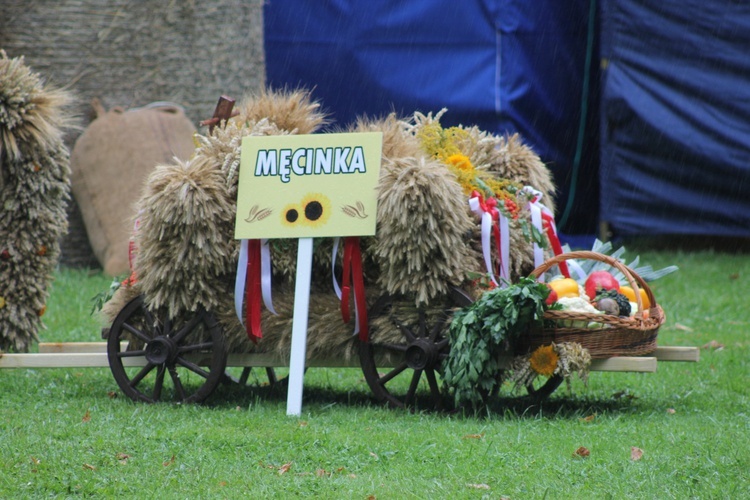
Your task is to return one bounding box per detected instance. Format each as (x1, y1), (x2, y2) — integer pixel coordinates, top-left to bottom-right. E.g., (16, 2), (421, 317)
(235, 132), (382, 239)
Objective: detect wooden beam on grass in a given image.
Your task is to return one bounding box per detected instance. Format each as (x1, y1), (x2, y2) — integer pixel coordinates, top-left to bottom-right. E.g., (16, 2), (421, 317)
(590, 356), (657, 373)
(654, 346), (700, 362)
(0, 353), (142, 368)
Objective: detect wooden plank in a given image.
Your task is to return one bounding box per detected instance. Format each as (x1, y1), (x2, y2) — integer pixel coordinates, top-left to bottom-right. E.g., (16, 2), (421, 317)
(39, 342), (109, 353)
(0, 353), (144, 368)
(654, 346), (700, 362)
(8, 344), (691, 374)
(590, 356), (657, 373)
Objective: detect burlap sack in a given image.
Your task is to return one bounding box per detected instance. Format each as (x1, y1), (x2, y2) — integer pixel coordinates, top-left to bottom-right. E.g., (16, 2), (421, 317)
(71, 101), (197, 276)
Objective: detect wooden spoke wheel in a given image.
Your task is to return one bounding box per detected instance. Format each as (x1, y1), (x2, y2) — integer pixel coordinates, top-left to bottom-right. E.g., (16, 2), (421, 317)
(107, 295), (227, 404)
(360, 288), (473, 410)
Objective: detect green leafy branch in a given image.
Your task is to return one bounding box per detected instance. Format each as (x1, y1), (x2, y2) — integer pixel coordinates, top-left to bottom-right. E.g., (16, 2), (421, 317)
(442, 277), (553, 409)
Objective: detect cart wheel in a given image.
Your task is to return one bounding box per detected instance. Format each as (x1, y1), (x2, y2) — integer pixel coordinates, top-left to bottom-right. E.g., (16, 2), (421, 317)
(107, 295), (227, 404)
(360, 287), (473, 410)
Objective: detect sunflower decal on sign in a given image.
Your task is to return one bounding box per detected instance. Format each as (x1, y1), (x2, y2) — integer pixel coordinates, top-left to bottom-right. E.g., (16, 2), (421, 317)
(281, 202), (302, 226)
(282, 193), (332, 228)
(301, 193), (331, 227)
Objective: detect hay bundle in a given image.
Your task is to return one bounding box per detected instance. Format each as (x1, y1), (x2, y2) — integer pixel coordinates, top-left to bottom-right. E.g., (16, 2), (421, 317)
(0, 51), (73, 352)
(373, 155), (474, 305)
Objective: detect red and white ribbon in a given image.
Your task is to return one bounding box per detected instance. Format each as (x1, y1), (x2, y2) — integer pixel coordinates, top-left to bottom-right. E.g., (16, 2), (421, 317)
(332, 237), (369, 341)
(469, 190), (509, 287)
(523, 186), (571, 281)
(235, 238), (276, 343)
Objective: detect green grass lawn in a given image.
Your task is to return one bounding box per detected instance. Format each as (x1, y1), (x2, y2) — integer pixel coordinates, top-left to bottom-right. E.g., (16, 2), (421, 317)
(1, 247), (748, 498)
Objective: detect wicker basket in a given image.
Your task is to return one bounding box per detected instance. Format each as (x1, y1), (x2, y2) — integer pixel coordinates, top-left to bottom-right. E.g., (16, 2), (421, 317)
(519, 250), (666, 358)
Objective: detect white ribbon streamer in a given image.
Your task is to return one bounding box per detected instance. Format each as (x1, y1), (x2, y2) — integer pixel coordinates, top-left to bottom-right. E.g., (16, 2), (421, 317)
(260, 238), (276, 315)
(470, 195), (502, 286)
(332, 237), (342, 300)
(499, 213), (510, 285)
(234, 239), (249, 326)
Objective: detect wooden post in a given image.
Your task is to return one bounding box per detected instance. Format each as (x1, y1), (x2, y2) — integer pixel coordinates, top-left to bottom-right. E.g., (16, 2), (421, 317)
(200, 95), (237, 134)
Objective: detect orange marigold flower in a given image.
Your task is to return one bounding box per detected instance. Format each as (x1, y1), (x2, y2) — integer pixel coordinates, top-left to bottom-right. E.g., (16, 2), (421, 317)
(529, 344), (559, 377)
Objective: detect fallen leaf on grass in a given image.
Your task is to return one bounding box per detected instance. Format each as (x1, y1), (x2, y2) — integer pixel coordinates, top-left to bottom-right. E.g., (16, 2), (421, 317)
(674, 323), (693, 332)
(116, 453), (130, 465)
(631, 447), (644, 461)
(278, 462), (292, 475)
(462, 433), (485, 440)
(298, 421), (308, 427)
(612, 390), (638, 401)
(369, 452), (379, 460)
(666, 408), (676, 414)
(467, 483), (490, 490)
(702, 340), (724, 350)
(30, 457), (40, 465)
(316, 469), (329, 477)
(163, 455), (175, 467)
(83, 463), (96, 470)
(579, 414), (596, 423)
(107, 391), (117, 399)
(573, 446), (590, 458)
(82, 410), (91, 423)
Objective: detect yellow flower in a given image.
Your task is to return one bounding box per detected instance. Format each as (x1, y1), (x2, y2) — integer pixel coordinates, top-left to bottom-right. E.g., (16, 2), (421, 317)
(445, 154), (474, 172)
(529, 344), (559, 377)
(300, 193), (331, 228)
(281, 203), (302, 227)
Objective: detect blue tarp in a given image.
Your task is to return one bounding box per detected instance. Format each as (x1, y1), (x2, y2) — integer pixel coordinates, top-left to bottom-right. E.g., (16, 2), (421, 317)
(264, 1), (600, 236)
(600, 0), (750, 236)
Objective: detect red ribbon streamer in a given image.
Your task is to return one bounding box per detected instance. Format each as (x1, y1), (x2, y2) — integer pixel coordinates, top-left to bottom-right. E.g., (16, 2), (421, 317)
(541, 214), (570, 278)
(244, 239), (263, 343)
(340, 237), (369, 342)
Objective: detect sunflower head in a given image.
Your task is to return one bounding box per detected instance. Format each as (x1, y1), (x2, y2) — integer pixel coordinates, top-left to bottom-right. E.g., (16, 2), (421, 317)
(529, 344), (559, 377)
(299, 193), (332, 228)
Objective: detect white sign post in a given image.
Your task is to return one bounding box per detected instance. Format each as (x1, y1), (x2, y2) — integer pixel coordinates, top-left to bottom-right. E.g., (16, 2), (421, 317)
(234, 132), (382, 416)
(286, 237), (313, 416)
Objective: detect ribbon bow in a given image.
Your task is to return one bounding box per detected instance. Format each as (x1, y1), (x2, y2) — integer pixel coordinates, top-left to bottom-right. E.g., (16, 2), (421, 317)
(469, 190), (509, 286)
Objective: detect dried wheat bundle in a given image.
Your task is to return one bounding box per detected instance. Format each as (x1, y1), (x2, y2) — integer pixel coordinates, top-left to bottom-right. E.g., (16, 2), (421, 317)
(0, 51), (74, 352)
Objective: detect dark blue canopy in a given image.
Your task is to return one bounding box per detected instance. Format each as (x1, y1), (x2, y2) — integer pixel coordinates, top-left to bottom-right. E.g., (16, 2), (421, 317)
(600, 0), (750, 236)
(264, 0), (600, 237)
